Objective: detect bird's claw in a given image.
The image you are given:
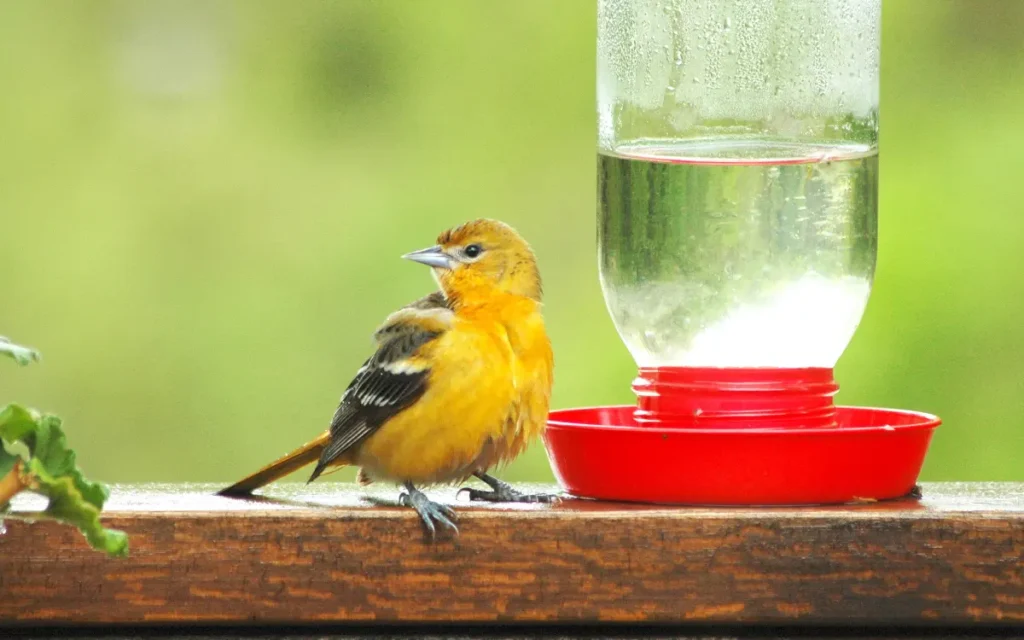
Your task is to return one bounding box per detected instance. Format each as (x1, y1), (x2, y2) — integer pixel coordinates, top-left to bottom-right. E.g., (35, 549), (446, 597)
(399, 487), (458, 539)
(461, 488), (559, 503)
(458, 482), (559, 504)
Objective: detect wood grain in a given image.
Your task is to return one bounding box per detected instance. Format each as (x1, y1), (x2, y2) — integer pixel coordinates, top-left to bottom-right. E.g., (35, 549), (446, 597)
(1, 482), (1022, 628)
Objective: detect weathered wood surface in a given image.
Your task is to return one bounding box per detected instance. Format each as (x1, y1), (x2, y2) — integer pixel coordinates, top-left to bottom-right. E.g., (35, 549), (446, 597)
(1, 482), (1022, 628)
(6, 632), (1024, 640)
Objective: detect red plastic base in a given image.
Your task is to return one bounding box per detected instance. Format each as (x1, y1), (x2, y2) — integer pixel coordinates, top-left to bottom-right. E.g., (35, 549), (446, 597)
(543, 405), (940, 505)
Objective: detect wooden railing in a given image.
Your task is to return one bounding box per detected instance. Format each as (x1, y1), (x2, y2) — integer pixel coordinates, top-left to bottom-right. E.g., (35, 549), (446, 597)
(1, 482), (1022, 636)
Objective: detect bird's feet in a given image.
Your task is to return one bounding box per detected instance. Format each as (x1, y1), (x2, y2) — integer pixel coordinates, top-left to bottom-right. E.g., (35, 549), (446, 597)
(399, 483), (458, 539)
(459, 472), (559, 504)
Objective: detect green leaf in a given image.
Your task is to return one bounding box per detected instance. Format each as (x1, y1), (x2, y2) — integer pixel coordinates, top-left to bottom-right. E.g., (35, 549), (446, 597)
(0, 447), (16, 482)
(27, 458), (128, 557)
(20, 416), (126, 557)
(0, 336), (125, 556)
(29, 415), (111, 508)
(0, 403), (41, 443)
(0, 337), (40, 366)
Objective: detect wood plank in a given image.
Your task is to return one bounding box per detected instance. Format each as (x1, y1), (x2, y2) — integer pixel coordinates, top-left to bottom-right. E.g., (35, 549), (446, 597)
(1, 482), (1022, 628)
(4, 631), (1022, 640)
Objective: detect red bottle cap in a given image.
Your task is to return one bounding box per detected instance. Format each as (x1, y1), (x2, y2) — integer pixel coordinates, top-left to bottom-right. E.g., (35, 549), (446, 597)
(633, 366), (839, 429)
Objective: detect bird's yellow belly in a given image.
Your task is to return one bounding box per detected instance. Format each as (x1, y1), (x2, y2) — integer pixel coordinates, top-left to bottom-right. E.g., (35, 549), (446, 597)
(355, 399), (505, 484)
(357, 381), (550, 486)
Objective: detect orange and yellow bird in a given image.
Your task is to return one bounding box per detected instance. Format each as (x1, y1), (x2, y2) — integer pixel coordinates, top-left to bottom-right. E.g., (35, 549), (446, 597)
(219, 219), (555, 536)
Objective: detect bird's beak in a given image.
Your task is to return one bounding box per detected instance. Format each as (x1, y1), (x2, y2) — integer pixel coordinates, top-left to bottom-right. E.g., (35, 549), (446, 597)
(402, 245), (453, 269)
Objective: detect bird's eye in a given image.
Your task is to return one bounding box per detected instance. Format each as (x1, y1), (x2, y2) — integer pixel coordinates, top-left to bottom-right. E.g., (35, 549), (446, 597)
(463, 244), (483, 259)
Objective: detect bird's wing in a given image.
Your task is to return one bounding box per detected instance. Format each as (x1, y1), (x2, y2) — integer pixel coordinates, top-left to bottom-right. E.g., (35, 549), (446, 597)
(309, 295), (453, 480)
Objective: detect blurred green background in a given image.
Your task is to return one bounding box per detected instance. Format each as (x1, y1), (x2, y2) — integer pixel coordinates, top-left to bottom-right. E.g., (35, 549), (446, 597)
(2, 0), (1021, 486)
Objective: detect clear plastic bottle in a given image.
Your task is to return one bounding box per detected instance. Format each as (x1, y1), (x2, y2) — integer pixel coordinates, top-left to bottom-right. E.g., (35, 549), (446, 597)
(598, 0), (880, 370)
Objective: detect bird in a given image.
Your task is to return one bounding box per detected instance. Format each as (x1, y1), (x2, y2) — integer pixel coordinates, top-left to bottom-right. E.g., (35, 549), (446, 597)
(218, 218), (555, 537)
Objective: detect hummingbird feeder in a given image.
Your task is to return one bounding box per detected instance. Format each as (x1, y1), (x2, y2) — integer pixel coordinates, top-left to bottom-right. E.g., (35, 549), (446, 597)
(542, 0), (940, 505)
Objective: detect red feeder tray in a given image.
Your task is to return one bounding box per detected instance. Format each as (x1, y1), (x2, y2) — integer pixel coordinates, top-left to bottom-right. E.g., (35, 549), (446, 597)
(542, 367), (940, 505)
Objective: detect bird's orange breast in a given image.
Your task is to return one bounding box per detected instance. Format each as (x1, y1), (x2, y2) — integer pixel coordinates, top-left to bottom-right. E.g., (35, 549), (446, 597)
(495, 306), (553, 467)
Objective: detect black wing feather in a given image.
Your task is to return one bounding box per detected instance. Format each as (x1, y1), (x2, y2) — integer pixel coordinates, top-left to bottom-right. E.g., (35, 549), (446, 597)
(308, 293), (450, 482)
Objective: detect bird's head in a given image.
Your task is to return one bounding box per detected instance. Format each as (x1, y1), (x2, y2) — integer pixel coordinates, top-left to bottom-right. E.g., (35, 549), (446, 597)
(402, 219), (542, 305)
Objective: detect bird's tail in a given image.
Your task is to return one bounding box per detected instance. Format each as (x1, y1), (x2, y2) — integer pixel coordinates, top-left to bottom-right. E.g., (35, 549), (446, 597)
(218, 432), (330, 496)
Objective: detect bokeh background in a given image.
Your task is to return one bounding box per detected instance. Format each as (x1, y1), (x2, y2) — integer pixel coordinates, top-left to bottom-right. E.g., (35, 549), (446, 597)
(2, 0), (1022, 485)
